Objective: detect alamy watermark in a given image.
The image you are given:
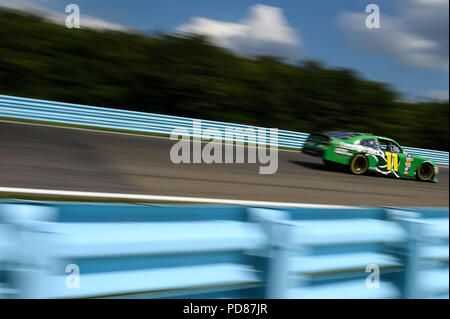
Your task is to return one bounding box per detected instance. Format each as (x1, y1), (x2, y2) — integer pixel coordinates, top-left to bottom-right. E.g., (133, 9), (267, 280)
(65, 264), (80, 288)
(365, 4), (380, 29)
(365, 264), (380, 288)
(65, 4), (80, 29)
(170, 120), (279, 174)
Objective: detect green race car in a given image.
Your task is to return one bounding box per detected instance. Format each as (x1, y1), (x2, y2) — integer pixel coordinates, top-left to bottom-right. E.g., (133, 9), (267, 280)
(302, 131), (439, 182)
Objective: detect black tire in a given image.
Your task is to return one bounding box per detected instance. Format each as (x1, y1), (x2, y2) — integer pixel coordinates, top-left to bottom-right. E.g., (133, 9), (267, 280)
(349, 154), (369, 175)
(416, 162), (434, 181)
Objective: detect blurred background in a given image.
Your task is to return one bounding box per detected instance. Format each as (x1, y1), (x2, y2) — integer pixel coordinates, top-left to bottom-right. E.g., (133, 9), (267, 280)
(0, 0), (448, 150)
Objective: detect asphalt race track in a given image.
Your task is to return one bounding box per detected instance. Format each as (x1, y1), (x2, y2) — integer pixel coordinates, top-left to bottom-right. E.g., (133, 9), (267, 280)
(0, 121), (448, 206)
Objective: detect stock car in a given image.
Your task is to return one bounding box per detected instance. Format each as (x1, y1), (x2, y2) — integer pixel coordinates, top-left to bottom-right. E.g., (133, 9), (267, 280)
(302, 131), (439, 182)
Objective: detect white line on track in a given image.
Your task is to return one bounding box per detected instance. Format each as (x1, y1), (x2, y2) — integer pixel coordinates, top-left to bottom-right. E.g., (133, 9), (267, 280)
(0, 186), (361, 208)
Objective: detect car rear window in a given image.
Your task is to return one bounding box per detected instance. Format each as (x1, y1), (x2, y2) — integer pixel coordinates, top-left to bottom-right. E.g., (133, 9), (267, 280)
(328, 132), (362, 139)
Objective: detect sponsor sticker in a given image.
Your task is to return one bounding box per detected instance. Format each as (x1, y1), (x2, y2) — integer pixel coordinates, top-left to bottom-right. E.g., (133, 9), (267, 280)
(334, 147), (353, 156)
(404, 154), (413, 174)
(338, 141), (381, 156)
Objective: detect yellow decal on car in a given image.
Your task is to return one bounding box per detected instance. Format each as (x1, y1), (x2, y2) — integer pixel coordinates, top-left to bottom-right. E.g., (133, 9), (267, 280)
(385, 152), (399, 172)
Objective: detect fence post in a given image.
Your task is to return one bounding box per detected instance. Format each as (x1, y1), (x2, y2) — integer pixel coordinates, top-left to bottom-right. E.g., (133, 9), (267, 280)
(1, 204), (57, 298)
(247, 208), (292, 298)
(388, 209), (423, 298)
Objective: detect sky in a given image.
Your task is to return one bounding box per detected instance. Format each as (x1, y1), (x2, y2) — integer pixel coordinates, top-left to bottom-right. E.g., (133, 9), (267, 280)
(1, 0), (448, 102)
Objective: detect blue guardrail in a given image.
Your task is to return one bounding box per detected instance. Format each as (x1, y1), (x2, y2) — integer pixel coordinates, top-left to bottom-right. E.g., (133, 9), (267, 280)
(0, 201), (448, 299)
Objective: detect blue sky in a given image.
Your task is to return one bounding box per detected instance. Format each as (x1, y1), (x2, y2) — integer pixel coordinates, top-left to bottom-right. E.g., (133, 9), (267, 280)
(2, 0), (449, 101)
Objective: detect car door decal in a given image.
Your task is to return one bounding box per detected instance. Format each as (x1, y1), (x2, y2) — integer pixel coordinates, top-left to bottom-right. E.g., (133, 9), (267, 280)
(385, 152), (399, 171)
(374, 151), (400, 178)
(404, 154), (413, 174)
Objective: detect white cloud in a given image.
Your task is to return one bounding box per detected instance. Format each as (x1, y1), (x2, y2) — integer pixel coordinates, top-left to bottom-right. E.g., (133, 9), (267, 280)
(0, 0), (131, 32)
(176, 4), (301, 59)
(427, 89), (449, 101)
(338, 0), (448, 71)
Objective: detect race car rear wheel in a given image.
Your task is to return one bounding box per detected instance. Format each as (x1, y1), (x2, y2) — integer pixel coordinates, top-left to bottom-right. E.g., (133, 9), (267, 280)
(350, 154), (368, 175)
(417, 163), (434, 181)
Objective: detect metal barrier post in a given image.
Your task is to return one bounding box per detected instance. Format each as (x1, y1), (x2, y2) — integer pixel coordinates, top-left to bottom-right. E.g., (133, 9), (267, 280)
(388, 209), (423, 298)
(0, 204), (57, 298)
(247, 208), (292, 298)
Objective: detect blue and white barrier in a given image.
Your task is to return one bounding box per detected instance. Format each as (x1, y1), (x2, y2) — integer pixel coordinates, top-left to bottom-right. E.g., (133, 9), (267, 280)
(0, 201), (448, 299)
(0, 94), (448, 165)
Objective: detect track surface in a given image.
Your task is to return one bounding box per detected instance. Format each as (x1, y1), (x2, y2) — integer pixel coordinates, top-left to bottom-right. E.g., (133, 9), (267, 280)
(0, 121), (448, 206)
